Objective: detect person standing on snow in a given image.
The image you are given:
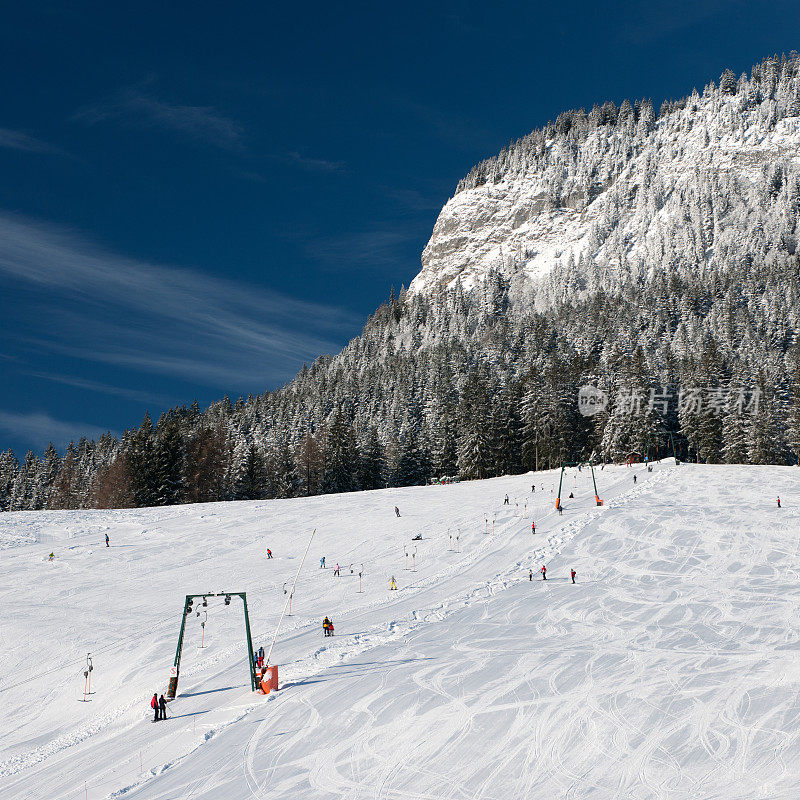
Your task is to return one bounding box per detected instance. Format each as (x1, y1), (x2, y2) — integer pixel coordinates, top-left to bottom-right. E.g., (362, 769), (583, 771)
(777, 496), (781, 508)
(105, 533), (109, 547)
(541, 565), (547, 580)
(266, 548), (273, 559)
(531, 521), (536, 534)
(633, 475), (637, 484)
(571, 569), (576, 584)
(532, 484), (535, 492)
(395, 506), (401, 517)
(151, 693), (159, 722)
(334, 563), (340, 576)
(323, 617), (331, 636)
(159, 695), (167, 720)
(390, 576), (398, 590)
(529, 569), (533, 581)
(504, 494), (510, 505)
(320, 556), (326, 568)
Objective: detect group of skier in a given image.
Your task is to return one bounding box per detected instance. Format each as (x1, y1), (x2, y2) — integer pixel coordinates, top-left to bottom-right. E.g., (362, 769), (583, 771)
(150, 693), (167, 722)
(530, 566), (576, 584)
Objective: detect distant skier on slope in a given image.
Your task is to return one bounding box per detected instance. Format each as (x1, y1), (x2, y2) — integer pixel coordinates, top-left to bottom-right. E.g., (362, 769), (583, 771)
(105, 533), (109, 547)
(334, 563), (340, 576)
(320, 556), (326, 568)
(633, 475), (637, 484)
(323, 617), (331, 636)
(777, 496), (781, 508)
(531, 521), (536, 534)
(151, 693), (159, 722)
(541, 565), (547, 580)
(504, 494), (510, 505)
(529, 569), (533, 581)
(395, 506), (401, 517)
(390, 576), (398, 590)
(267, 548), (273, 559)
(532, 484), (535, 492)
(571, 569), (576, 584)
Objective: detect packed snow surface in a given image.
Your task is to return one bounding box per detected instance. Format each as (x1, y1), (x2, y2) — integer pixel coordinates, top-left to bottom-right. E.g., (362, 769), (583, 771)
(2, 463), (800, 799)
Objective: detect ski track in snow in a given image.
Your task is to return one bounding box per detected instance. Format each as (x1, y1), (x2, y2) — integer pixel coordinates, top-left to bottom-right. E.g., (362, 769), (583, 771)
(3, 463), (800, 799)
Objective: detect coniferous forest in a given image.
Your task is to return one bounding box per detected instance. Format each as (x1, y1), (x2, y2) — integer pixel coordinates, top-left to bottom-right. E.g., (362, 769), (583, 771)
(4, 54), (800, 511)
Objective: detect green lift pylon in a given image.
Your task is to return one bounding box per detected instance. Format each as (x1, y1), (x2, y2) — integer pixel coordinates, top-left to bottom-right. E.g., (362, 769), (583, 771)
(167, 592), (256, 700)
(555, 461), (603, 509)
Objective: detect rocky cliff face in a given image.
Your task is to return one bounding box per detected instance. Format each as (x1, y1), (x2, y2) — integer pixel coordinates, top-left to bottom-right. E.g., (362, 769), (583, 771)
(410, 57), (800, 308)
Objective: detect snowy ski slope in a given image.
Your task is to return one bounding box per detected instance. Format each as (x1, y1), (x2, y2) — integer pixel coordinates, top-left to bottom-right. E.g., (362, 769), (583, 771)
(2, 462), (800, 799)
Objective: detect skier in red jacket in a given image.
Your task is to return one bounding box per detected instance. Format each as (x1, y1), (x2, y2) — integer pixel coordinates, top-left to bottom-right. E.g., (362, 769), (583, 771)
(541, 565), (547, 580)
(570, 569), (576, 584)
(151, 693), (159, 722)
(531, 521), (536, 534)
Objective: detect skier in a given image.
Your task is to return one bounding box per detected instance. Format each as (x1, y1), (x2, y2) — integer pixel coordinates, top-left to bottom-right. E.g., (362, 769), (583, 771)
(571, 569), (576, 584)
(105, 533), (109, 547)
(633, 475), (637, 484)
(558, 505), (563, 516)
(328, 619), (334, 636)
(531, 521), (536, 534)
(320, 556), (326, 568)
(395, 506), (401, 517)
(532, 485), (535, 492)
(568, 491), (574, 499)
(390, 575), (397, 590)
(777, 496), (781, 508)
(334, 563), (340, 576)
(529, 569), (533, 581)
(323, 617), (331, 636)
(48, 552), (54, 561)
(541, 565), (547, 580)
(504, 494), (509, 505)
(159, 694), (167, 720)
(258, 645), (265, 667)
(267, 548), (273, 559)
(151, 693), (159, 722)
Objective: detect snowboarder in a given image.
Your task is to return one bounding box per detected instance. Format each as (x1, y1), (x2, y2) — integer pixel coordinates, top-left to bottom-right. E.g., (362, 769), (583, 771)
(105, 533), (109, 547)
(159, 694), (167, 720)
(267, 548), (273, 559)
(531, 521), (536, 534)
(395, 506), (401, 517)
(334, 563), (340, 576)
(504, 494), (509, 505)
(390, 576), (397, 590)
(777, 496), (781, 508)
(320, 556), (326, 568)
(323, 617), (331, 636)
(151, 693), (159, 722)
(541, 565), (547, 580)
(568, 491), (574, 499)
(571, 569), (576, 584)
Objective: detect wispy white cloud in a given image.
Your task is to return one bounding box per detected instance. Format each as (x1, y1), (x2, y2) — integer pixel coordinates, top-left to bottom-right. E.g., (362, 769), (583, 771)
(25, 372), (170, 406)
(0, 213), (360, 388)
(282, 150), (345, 173)
(73, 90), (244, 150)
(305, 227), (420, 270)
(0, 127), (63, 155)
(0, 410), (112, 451)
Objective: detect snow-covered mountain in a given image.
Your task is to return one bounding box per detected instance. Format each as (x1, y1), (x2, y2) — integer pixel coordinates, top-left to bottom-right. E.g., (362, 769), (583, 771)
(411, 57), (800, 308)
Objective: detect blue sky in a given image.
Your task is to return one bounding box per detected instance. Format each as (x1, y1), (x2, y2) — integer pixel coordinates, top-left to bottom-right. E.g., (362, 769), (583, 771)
(1, 0), (798, 455)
